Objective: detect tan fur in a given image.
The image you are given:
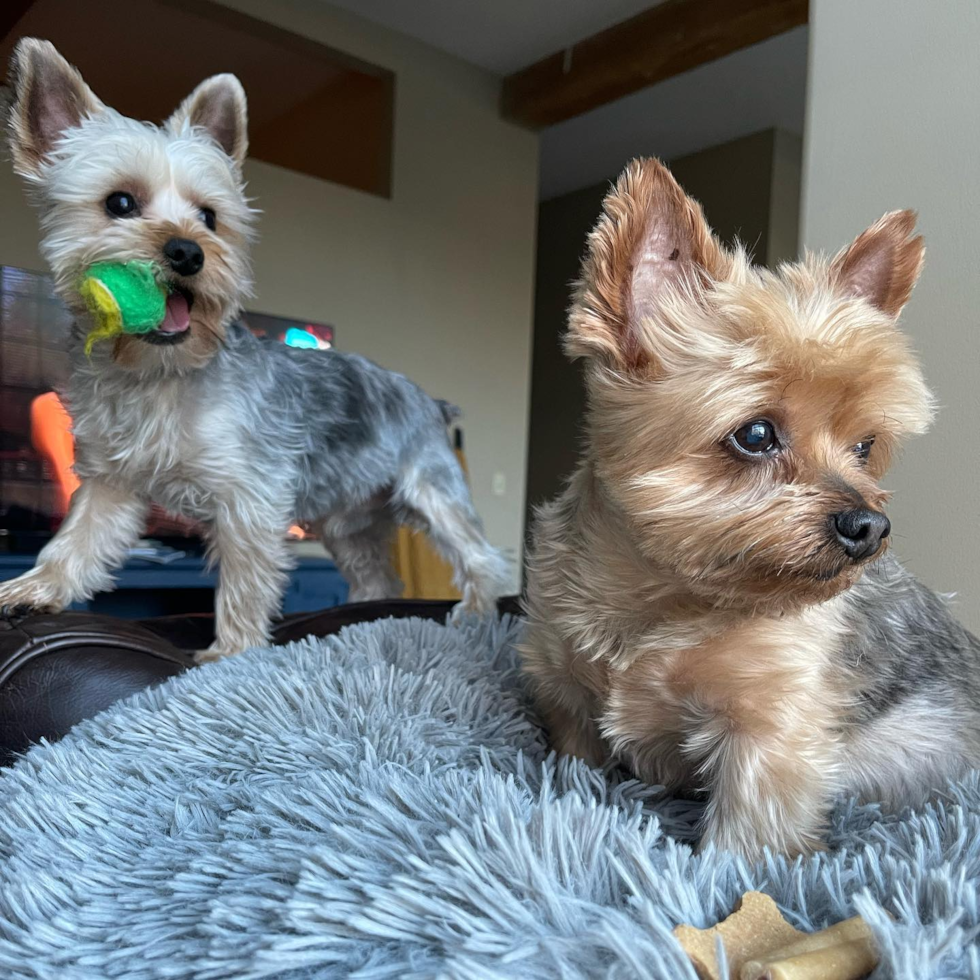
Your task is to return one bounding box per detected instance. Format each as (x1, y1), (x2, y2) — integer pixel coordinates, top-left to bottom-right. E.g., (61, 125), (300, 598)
(522, 159), (933, 858)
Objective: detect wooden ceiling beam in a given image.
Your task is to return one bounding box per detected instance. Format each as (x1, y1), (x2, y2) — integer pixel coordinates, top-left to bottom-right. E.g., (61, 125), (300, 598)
(501, 0), (808, 129)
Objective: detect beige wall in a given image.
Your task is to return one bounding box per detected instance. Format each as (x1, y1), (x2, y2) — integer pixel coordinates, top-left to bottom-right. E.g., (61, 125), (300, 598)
(802, 0), (980, 629)
(0, 0), (539, 589)
(767, 129), (802, 265)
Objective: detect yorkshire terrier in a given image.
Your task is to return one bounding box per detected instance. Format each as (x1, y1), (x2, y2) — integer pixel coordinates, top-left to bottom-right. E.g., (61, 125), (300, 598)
(0, 39), (506, 661)
(522, 158), (980, 858)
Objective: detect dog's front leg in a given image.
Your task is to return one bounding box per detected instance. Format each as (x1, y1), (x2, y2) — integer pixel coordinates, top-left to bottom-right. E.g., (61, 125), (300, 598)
(196, 516), (292, 663)
(0, 478), (147, 615)
(694, 717), (837, 860)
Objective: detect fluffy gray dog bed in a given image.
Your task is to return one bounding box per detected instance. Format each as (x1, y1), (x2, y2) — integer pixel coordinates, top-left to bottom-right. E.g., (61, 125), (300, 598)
(0, 615), (977, 979)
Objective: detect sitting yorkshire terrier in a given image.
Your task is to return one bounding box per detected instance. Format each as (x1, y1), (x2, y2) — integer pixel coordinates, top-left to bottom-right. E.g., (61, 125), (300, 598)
(0, 39), (506, 661)
(522, 158), (980, 858)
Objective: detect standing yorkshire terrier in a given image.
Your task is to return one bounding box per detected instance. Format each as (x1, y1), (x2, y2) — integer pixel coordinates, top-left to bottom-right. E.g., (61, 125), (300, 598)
(523, 158), (980, 858)
(0, 39), (506, 661)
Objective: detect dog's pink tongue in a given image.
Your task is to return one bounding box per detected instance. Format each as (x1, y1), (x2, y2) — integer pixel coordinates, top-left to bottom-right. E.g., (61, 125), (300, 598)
(159, 293), (191, 334)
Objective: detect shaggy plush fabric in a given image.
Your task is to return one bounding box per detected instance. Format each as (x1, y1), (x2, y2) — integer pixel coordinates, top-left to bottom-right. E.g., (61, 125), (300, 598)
(0, 615), (978, 979)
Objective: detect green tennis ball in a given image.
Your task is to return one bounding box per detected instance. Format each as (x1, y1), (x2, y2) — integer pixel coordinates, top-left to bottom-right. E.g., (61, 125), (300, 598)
(83, 261), (168, 333)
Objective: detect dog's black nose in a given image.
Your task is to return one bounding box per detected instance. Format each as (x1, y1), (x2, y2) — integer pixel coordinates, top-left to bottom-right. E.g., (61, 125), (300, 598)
(163, 237), (204, 276)
(834, 508), (890, 560)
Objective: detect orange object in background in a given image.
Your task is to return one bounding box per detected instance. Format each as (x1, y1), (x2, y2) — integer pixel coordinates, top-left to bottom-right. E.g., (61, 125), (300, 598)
(392, 525), (461, 600)
(30, 392), (80, 515)
(31, 391), (198, 535)
(29, 391), (306, 538)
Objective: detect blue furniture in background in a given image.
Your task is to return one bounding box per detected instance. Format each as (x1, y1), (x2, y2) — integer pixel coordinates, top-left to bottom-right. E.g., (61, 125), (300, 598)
(0, 553), (349, 618)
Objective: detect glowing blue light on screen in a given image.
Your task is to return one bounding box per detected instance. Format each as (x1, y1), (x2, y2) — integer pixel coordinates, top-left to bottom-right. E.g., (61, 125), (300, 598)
(284, 327), (318, 349)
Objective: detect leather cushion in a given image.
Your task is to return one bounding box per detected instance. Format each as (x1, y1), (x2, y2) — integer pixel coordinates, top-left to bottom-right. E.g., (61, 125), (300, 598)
(0, 612), (193, 767)
(0, 598), (522, 765)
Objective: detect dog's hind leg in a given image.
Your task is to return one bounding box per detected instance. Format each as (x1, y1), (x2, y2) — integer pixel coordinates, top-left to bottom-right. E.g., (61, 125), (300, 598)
(320, 511), (402, 603)
(394, 447), (508, 619)
(0, 478), (147, 616)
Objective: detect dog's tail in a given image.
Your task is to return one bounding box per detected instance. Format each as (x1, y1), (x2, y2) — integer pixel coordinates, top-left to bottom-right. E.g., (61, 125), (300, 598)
(437, 399), (462, 426)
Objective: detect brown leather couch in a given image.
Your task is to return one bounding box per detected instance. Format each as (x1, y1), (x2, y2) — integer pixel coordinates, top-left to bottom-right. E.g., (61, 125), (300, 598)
(0, 597), (521, 766)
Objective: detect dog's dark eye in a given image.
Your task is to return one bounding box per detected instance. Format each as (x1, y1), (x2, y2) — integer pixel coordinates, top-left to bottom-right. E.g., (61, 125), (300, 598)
(853, 438), (875, 463)
(105, 191), (139, 218)
(730, 419), (778, 456)
(199, 207), (216, 231)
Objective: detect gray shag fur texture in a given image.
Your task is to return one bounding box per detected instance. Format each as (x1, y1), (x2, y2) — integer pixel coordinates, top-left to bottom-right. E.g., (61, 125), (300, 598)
(1, 614), (979, 979)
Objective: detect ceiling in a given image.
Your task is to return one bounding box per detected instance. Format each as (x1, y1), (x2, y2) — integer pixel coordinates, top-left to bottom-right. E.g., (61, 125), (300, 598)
(325, 0), (660, 74)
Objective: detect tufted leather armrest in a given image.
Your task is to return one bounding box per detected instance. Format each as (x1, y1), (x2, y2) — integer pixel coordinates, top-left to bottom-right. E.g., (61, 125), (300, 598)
(0, 597), (522, 765)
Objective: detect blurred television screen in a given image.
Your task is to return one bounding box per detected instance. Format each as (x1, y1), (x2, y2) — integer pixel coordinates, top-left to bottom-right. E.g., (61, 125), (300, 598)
(242, 311), (334, 350)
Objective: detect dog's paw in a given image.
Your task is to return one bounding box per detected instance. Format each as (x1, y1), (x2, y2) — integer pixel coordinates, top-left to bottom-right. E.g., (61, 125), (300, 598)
(448, 602), (470, 625)
(1, 601), (63, 623)
(449, 602), (493, 625)
(193, 641), (251, 664)
(194, 647), (231, 665)
(0, 603), (37, 623)
(0, 577), (64, 621)
(449, 585), (497, 624)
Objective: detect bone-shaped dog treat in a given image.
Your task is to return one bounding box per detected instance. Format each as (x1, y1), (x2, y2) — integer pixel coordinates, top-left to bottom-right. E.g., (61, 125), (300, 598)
(674, 892), (806, 980)
(675, 893), (880, 980)
(743, 938), (877, 980)
(740, 916), (878, 980)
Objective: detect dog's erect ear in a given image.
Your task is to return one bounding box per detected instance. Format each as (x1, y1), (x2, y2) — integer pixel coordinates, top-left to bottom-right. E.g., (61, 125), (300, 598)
(6, 38), (104, 177)
(566, 158), (728, 369)
(168, 74), (248, 169)
(831, 210), (924, 318)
